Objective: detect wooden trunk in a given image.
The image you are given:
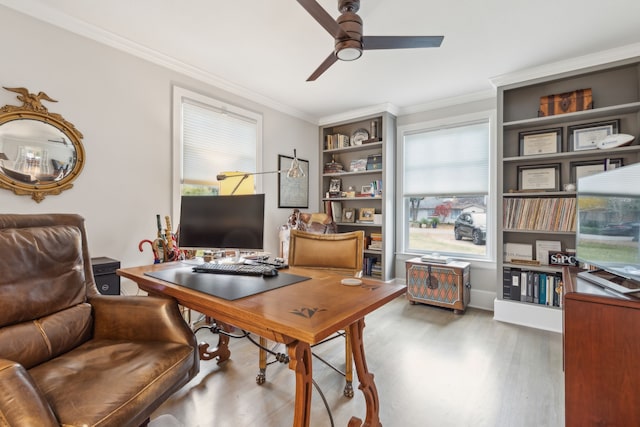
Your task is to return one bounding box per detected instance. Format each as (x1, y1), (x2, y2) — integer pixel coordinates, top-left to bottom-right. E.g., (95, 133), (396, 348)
(538, 88), (593, 117)
(405, 258), (470, 314)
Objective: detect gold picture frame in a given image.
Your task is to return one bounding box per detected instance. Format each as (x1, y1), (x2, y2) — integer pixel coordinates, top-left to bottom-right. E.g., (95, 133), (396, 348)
(359, 207), (375, 222)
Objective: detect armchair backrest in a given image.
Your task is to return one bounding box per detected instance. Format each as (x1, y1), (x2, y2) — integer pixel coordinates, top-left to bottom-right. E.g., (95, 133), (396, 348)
(0, 214), (97, 369)
(288, 229), (364, 277)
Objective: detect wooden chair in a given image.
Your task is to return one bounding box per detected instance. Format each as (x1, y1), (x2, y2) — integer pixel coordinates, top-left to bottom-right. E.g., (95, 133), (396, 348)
(258, 229), (364, 397)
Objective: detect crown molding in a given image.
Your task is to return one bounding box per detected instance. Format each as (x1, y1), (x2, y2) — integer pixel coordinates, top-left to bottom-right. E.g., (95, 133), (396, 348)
(490, 42), (640, 88)
(318, 103), (399, 126)
(397, 89), (496, 116)
(0, 0), (317, 124)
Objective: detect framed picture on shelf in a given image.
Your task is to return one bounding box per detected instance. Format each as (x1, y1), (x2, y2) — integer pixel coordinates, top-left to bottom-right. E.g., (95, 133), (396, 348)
(517, 163), (560, 191)
(518, 128), (562, 156)
(361, 185), (372, 195)
(278, 154), (309, 208)
(358, 207), (375, 222)
(328, 177), (342, 195)
(341, 208), (356, 223)
(568, 119), (620, 151)
(571, 158), (623, 187)
(535, 240), (562, 265)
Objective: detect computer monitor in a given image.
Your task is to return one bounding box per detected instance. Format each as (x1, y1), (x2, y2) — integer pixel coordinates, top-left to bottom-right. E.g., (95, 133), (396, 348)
(178, 194), (265, 252)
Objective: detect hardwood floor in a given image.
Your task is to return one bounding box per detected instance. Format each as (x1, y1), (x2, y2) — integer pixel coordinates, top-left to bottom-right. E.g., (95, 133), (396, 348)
(149, 295), (564, 427)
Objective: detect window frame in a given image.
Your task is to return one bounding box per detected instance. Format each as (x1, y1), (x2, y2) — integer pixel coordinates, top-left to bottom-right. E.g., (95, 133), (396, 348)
(396, 110), (496, 262)
(172, 86), (263, 220)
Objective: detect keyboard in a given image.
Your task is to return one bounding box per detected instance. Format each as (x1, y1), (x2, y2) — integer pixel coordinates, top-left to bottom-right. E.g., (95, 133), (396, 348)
(192, 262), (277, 276)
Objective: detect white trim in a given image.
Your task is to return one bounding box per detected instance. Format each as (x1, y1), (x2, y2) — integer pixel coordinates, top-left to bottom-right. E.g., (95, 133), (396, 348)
(398, 89), (496, 116)
(318, 103), (399, 126)
(468, 289), (496, 312)
(490, 42), (640, 88)
(0, 0), (316, 124)
(493, 298), (562, 333)
(387, 278), (496, 312)
(171, 86), (263, 221)
(396, 110), (496, 262)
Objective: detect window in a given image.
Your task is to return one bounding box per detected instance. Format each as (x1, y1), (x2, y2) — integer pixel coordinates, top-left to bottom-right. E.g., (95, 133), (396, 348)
(399, 115), (491, 259)
(172, 87), (262, 214)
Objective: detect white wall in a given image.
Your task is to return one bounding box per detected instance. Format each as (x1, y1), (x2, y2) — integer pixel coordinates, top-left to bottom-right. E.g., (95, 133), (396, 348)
(0, 7), (318, 293)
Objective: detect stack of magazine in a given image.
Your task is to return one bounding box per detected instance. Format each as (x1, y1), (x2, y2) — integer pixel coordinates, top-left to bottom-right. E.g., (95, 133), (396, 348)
(420, 253), (452, 264)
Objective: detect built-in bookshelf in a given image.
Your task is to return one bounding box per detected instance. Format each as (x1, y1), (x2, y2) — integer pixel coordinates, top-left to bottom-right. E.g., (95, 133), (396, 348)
(495, 56), (640, 332)
(320, 112), (396, 281)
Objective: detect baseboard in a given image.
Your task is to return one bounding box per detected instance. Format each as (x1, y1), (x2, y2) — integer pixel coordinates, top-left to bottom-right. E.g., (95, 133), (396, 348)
(468, 289), (496, 311)
(493, 298), (562, 333)
(392, 278), (496, 312)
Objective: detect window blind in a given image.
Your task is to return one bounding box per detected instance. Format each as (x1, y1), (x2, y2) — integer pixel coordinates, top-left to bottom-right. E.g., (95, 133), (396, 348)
(403, 121), (489, 196)
(182, 100), (257, 185)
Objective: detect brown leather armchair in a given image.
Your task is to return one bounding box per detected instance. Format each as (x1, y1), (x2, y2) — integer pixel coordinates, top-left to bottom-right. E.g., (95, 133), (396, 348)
(0, 214), (199, 427)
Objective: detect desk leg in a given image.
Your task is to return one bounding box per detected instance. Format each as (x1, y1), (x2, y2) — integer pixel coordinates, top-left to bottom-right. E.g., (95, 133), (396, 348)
(198, 320), (231, 364)
(347, 318), (381, 427)
(288, 340), (312, 427)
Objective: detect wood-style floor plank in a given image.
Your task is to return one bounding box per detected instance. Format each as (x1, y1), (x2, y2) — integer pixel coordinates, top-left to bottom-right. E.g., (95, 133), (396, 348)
(150, 295), (564, 427)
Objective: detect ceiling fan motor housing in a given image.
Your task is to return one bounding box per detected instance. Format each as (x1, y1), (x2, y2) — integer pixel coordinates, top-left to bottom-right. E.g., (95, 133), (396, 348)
(335, 10), (363, 60)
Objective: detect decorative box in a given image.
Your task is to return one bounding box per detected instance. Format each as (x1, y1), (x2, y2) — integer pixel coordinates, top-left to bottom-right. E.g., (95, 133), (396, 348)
(538, 88), (593, 117)
(405, 258), (470, 314)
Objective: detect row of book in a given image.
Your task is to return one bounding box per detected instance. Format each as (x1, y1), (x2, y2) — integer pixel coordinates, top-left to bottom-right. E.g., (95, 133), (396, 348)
(325, 133), (349, 150)
(502, 267), (562, 307)
(363, 255), (381, 278)
(503, 197), (576, 232)
(368, 232), (382, 251)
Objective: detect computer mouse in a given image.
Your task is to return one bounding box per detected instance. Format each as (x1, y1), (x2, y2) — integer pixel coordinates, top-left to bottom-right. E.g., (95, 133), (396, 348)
(262, 268), (279, 277)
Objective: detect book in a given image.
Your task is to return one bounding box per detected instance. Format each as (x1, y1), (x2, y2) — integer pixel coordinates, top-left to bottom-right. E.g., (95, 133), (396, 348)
(510, 268), (521, 301)
(420, 254), (451, 264)
(330, 201), (342, 224)
(502, 267), (512, 300)
(366, 153), (382, 170)
(539, 273), (547, 305)
(349, 159), (367, 172)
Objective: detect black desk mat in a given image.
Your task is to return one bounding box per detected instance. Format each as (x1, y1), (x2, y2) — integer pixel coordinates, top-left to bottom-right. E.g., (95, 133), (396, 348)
(145, 266), (310, 300)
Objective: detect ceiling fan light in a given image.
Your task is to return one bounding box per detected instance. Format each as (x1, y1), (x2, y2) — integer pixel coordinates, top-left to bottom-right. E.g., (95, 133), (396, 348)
(337, 47), (362, 61)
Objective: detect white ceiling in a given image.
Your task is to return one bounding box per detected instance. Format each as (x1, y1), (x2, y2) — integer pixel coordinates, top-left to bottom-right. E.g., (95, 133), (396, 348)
(3, 0), (640, 122)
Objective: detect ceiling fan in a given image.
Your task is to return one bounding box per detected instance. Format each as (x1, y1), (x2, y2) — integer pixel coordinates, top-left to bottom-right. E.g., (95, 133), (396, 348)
(297, 0), (444, 81)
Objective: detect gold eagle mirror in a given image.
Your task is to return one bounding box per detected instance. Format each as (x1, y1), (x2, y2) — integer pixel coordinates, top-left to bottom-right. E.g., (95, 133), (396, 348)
(0, 86), (85, 202)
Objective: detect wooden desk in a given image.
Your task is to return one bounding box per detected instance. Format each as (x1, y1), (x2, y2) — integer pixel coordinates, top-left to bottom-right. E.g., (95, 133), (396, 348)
(562, 267), (640, 426)
(118, 262), (406, 427)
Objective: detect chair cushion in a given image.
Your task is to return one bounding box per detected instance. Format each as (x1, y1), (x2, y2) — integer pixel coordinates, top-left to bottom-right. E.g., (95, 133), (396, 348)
(0, 225), (86, 326)
(29, 339), (196, 426)
(0, 224), (92, 369)
(289, 232), (361, 270)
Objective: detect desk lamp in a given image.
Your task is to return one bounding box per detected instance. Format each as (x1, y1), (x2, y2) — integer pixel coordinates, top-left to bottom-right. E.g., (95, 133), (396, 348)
(217, 149), (306, 195)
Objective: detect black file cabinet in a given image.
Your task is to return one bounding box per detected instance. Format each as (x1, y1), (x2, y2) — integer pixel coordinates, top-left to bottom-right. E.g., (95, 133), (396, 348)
(91, 257), (121, 295)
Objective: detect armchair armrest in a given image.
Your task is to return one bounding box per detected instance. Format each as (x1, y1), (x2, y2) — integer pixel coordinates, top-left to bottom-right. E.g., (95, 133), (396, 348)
(89, 295), (196, 348)
(0, 359), (58, 426)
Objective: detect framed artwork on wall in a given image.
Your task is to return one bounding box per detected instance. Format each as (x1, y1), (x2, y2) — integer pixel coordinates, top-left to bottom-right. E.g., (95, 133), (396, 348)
(278, 154), (309, 208)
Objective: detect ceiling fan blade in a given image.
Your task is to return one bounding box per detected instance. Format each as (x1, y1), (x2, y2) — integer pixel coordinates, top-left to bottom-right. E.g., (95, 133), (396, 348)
(307, 52), (338, 81)
(296, 0), (349, 39)
(363, 35), (444, 50)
